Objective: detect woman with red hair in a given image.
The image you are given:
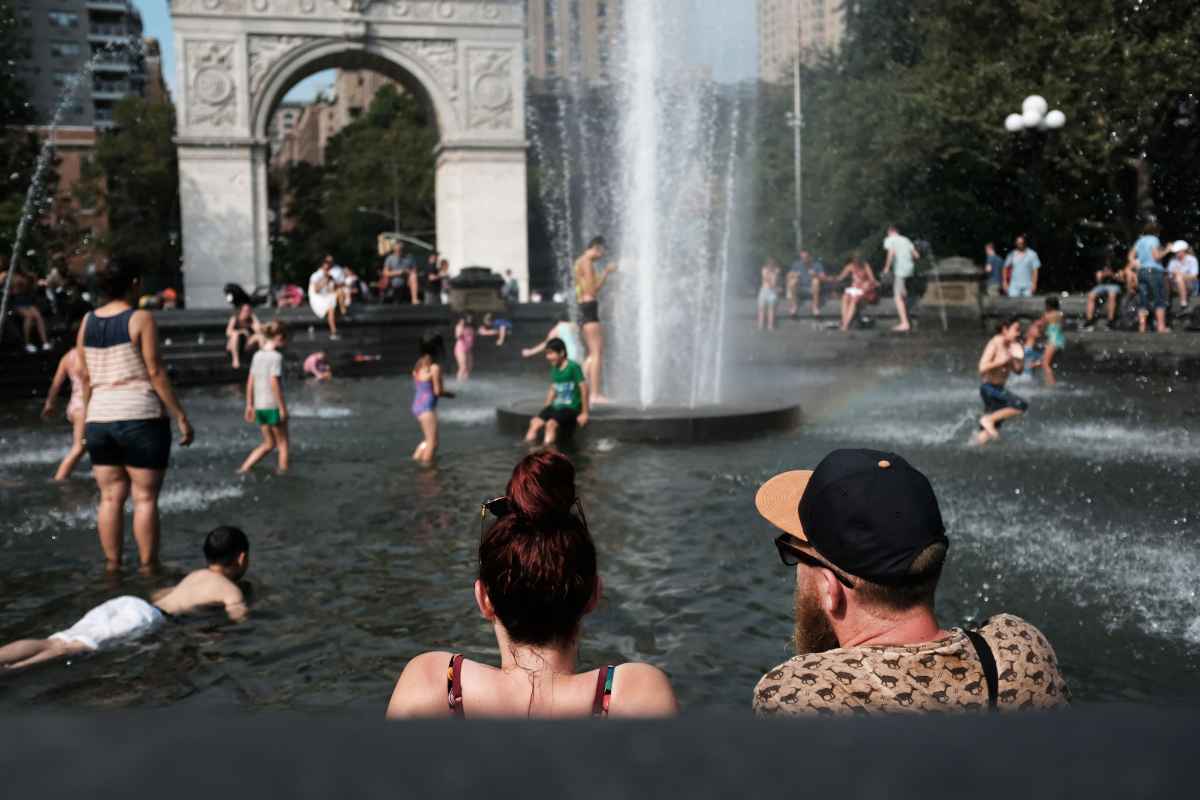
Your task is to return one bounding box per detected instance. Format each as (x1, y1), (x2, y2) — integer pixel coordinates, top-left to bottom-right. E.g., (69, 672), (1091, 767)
(386, 451), (678, 718)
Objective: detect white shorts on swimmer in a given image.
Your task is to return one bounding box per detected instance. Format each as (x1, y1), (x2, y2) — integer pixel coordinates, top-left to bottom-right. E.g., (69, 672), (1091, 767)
(846, 287), (865, 298)
(49, 596), (165, 651)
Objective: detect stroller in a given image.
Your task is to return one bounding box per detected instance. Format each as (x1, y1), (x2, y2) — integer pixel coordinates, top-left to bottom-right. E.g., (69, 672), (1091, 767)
(224, 283), (274, 309)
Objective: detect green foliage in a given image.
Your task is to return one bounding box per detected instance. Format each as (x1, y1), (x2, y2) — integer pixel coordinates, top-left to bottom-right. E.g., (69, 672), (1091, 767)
(272, 84), (437, 285)
(754, 0), (1200, 288)
(89, 97), (182, 292)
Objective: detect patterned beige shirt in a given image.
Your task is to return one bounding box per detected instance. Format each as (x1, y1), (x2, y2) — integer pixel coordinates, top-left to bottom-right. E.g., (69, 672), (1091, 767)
(753, 614), (1069, 717)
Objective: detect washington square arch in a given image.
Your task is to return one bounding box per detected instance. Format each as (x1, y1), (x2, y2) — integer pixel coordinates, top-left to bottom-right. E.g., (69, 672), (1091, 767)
(169, 0), (528, 308)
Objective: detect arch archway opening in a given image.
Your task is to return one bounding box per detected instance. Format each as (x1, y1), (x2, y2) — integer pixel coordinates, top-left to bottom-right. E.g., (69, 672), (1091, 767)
(263, 53), (442, 296)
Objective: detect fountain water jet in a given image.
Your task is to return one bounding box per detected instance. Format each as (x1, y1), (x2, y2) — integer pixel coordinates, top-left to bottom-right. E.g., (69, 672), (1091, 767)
(608, 0), (741, 409)
(499, 4), (799, 441)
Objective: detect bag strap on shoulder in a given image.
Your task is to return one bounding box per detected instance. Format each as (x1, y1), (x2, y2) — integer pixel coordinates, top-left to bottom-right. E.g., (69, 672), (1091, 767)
(964, 629), (999, 712)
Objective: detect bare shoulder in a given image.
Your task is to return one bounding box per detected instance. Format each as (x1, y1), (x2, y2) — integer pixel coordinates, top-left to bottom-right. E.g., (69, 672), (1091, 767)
(161, 569), (244, 616)
(609, 662), (679, 717)
(386, 651), (455, 719)
(130, 308), (156, 331)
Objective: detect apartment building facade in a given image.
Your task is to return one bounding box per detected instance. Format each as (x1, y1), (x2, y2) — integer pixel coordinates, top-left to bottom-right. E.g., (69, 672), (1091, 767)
(758, 0), (846, 82)
(15, 0), (148, 128)
(526, 0), (623, 87)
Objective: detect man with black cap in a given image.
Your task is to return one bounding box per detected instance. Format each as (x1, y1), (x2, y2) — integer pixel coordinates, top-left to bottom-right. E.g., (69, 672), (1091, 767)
(753, 449), (1068, 715)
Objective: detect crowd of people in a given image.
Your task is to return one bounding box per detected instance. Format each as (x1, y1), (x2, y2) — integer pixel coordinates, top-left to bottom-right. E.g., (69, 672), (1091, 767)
(756, 224), (1199, 338)
(3, 419), (1071, 718)
(27, 224), (1199, 718)
(758, 225), (920, 333)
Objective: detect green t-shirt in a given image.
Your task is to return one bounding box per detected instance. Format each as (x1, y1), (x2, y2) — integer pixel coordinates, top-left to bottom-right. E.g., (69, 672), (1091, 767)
(550, 360), (586, 411)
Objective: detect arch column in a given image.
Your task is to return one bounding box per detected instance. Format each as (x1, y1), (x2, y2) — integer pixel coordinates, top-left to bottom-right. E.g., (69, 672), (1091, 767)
(436, 143), (528, 298)
(177, 138), (272, 309)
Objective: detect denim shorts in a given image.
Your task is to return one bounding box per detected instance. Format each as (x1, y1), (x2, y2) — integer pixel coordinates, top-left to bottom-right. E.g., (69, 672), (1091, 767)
(980, 383), (1029, 415)
(85, 418), (172, 470)
(1138, 268), (1167, 311)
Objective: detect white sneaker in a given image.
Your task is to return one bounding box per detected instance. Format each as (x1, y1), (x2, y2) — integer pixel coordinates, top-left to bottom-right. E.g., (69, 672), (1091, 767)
(24, 344), (36, 354)
(41, 342), (52, 351)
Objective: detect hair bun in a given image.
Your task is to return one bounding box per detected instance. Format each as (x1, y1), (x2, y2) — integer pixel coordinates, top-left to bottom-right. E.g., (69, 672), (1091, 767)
(506, 452), (578, 520)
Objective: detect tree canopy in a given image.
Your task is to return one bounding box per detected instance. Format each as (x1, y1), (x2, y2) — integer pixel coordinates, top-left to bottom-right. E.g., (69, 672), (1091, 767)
(754, 0), (1200, 288)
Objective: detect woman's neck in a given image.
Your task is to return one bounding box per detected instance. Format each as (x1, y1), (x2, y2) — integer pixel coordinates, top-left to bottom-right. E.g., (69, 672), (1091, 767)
(495, 628), (578, 677)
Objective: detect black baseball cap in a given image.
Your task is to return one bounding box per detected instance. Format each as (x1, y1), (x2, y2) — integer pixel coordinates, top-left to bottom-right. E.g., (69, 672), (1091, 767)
(755, 449), (948, 583)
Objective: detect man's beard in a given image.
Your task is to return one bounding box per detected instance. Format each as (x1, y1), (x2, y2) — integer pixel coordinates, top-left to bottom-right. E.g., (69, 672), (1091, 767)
(793, 575), (839, 654)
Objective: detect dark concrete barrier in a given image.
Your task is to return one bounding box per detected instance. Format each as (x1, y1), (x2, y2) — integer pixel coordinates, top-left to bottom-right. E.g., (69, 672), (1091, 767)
(0, 707), (1192, 798)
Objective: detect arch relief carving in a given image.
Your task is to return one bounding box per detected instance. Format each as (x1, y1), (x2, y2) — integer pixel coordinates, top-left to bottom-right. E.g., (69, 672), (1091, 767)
(186, 40), (239, 128)
(171, 0), (513, 21)
(466, 47), (513, 130)
(248, 36), (461, 122)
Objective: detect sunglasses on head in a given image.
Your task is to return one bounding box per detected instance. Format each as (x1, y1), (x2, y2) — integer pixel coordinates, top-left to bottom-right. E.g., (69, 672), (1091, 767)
(774, 533), (856, 589)
(480, 495), (588, 538)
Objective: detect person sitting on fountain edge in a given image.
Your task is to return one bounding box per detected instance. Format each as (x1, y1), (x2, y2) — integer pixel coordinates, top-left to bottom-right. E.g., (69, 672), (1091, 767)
(751, 449), (1069, 716)
(524, 338), (588, 447)
(0, 526), (251, 670)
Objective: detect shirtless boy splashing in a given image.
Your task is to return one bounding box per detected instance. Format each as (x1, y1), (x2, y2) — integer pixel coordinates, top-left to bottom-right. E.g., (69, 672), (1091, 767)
(975, 317), (1029, 445)
(573, 236), (617, 404)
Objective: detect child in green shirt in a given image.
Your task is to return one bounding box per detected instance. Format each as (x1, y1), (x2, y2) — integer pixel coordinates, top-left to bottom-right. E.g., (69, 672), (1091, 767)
(525, 338), (589, 446)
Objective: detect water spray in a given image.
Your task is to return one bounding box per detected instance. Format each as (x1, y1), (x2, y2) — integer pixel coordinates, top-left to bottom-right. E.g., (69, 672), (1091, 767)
(0, 38), (145, 345)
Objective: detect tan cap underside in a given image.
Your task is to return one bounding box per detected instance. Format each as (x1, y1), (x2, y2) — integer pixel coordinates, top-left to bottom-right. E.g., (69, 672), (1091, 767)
(754, 470), (813, 540)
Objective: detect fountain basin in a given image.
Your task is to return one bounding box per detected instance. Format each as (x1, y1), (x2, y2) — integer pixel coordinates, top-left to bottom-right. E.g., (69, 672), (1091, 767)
(495, 400), (802, 444)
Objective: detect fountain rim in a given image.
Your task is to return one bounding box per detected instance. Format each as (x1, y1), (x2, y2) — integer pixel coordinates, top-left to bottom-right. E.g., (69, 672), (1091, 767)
(495, 400), (802, 444)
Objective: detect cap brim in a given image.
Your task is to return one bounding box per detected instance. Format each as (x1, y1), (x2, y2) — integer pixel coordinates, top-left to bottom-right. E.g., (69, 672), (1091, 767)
(755, 470), (813, 539)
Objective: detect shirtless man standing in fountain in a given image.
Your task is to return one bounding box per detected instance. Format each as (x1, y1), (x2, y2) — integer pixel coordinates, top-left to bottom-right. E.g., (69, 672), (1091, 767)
(975, 317), (1028, 445)
(573, 236), (617, 404)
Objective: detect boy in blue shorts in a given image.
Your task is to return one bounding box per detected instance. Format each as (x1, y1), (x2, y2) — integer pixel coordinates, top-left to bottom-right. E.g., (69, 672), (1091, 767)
(975, 317), (1028, 445)
(525, 338), (589, 446)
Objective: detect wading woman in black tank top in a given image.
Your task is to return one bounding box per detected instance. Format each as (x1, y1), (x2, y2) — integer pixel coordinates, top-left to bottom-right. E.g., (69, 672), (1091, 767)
(75, 261), (194, 572)
(386, 451), (678, 719)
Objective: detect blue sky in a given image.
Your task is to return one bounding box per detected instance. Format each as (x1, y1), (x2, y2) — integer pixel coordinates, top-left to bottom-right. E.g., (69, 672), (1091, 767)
(134, 0), (757, 101)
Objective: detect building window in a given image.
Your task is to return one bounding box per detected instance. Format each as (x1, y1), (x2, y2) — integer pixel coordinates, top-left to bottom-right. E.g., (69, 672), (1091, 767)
(50, 41), (82, 58)
(52, 71), (76, 88)
(48, 10), (80, 28)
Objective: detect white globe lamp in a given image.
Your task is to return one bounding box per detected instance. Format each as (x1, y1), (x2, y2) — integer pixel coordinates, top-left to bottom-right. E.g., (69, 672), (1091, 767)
(1044, 109), (1066, 130)
(1023, 95), (1049, 117)
(1004, 113), (1026, 132)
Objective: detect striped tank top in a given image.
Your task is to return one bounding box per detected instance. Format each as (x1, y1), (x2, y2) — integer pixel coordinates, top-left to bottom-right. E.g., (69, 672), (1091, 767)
(83, 309), (164, 423)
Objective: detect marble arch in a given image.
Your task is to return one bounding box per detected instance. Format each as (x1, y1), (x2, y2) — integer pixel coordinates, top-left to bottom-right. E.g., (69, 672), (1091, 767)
(169, 0), (528, 307)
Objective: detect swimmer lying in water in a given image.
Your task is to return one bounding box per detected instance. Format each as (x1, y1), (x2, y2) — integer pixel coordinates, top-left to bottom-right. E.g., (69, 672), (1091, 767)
(0, 526), (251, 671)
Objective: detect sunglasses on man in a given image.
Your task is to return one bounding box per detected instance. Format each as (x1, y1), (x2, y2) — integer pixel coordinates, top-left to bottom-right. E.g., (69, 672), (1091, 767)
(774, 533), (856, 589)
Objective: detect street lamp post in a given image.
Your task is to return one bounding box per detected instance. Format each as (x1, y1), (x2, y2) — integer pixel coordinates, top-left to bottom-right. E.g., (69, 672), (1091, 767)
(785, 57), (804, 253)
(1003, 95), (1066, 264)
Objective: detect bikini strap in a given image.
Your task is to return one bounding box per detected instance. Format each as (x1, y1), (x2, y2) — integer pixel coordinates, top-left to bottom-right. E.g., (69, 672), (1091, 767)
(447, 654), (465, 718)
(592, 665), (616, 718)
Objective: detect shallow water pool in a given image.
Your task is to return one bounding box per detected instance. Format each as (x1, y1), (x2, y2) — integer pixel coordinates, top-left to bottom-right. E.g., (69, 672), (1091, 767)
(1, 339), (1198, 711)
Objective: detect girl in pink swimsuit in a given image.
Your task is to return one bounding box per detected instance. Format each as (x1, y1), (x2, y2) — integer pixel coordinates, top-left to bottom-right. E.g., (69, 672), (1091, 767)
(454, 314), (475, 382)
(42, 346), (88, 481)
